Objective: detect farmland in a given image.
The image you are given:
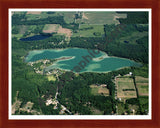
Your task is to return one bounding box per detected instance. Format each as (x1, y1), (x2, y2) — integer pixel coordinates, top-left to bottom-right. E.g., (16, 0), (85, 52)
(135, 76), (149, 96)
(42, 24), (72, 38)
(116, 76), (137, 99)
(12, 25), (44, 39)
(42, 24), (60, 33)
(72, 24), (104, 37)
(80, 12), (127, 25)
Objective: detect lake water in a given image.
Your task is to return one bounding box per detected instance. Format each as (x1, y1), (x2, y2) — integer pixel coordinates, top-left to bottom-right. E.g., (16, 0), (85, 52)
(25, 48), (141, 73)
(20, 35), (51, 41)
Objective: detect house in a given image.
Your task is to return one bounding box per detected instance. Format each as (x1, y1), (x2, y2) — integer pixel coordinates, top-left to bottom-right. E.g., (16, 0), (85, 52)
(129, 72), (132, 75)
(100, 84), (107, 87)
(118, 98), (121, 101)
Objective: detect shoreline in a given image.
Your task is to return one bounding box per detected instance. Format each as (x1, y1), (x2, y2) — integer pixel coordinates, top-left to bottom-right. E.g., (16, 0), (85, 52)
(26, 47), (143, 65)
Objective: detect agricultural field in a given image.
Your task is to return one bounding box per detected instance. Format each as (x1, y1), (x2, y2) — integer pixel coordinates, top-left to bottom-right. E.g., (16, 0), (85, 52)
(12, 25), (44, 39)
(81, 12), (127, 25)
(25, 11), (74, 22)
(62, 12), (76, 24)
(25, 11), (53, 20)
(116, 77), (137, 98)
(72, 24), (104, 37)
(27, 11), (42, 14)
(90, 84), (109, 96)
(135, 76), (149, 96)
(42, 24), (60, 33)
(42, 24), (72, 38)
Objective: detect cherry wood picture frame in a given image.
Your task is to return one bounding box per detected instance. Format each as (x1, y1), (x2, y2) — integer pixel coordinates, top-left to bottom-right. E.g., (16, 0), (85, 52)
(0, 0), (160, 128)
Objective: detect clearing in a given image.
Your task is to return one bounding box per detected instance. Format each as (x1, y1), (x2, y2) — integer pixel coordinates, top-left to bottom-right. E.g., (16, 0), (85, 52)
(135, 76), (149, 96)
(81, 12), (127, 25)
(57, 26), (72, 37)
(90, 107), (104, 115)
(26, 11), (42, 14)
(42, 24), (60, 33)
(47, 75), (56, 81)
(72, 24), (104, 37)
(116, 77), (137, 98)
(42, 24), (72, 38)
(90, 84), (109, 96)
(12, 91), (22, 114)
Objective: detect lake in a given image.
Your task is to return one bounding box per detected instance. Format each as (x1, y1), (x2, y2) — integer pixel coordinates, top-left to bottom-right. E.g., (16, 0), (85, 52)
(20, 35), (51, 41)
(25, 48), (141, 73)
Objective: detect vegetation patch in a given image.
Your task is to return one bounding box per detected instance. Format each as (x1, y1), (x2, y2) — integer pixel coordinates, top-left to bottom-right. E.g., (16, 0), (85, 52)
(81, 12), (127, 25)
(43, 24), (60, 33)
(116, 77), (137, 98)
(90, 84), (109, 96)
(42, 24), (72, 38)
(72, 24), (104, 37)
(47, 75), (56, 81)
(135, 76), (149, 96)
(57, 26), (72, 37)
(27, 11), (42, 14)
(90, 107), (103, 115)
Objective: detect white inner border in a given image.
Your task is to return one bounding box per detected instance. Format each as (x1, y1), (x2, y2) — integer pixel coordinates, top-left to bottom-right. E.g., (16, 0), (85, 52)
(9, 8), (152, 120)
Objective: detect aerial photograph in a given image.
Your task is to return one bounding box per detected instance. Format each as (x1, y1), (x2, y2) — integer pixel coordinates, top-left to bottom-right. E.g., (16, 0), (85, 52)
(10, 10), (150, 117)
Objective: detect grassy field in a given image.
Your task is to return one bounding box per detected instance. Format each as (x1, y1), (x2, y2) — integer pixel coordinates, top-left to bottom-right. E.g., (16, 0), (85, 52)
(25, 11), (51, 20)
(81, 12), (127, 25)
(25, 14), (47, 20)
(12, 34), (24, 39)
(42, 24), (60, 33)
(117, 102), (139, 115)
(12, 25), (44, 39)
(47, 75), (56, 81)
(116, 77), (137, 98)
(117, 102), (125, 115)
(135, 76), (149, 96)
(25, 11), (75, 22)
(27, 11), (42, 14)
(72, 24), (104, 37)
(90, 84), (109, 96)
(42, 24), (72, 38)
(90, 107), (104, 115)
(62, 12), (75, 24)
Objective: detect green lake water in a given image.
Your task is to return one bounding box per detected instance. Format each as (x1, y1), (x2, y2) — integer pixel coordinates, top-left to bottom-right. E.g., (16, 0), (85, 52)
(25, 48), (141, 73)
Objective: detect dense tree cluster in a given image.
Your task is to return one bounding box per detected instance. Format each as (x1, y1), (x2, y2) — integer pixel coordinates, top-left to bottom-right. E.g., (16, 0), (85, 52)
(116, 12), (148, 24)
